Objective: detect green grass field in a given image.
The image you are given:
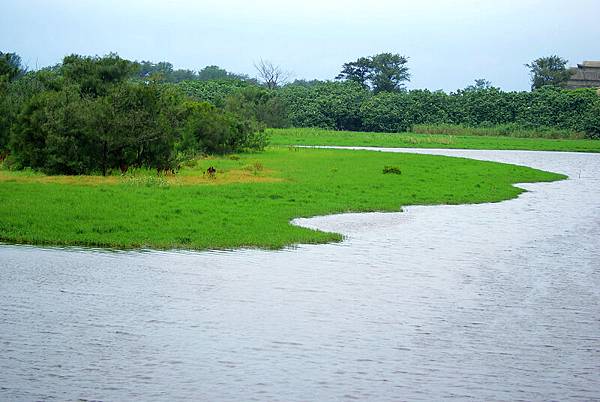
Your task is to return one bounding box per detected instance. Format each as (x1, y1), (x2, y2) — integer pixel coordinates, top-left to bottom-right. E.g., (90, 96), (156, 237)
(269, 128), (600, 152)
(0, 147), (565, 251)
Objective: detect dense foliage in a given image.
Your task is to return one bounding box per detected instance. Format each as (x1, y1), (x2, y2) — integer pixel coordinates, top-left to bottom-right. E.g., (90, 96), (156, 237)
(275, 81), (600, 139)
(526, 55), (571, 90)
(178, 79), (290, 128)
(137, 61), (253, 83)
(278, 81), (367, 131)
(336, 53), (410, 93)
(0, 54), (267, 174)
(177, 79), (254, 108)
(0, 52), (25, 82)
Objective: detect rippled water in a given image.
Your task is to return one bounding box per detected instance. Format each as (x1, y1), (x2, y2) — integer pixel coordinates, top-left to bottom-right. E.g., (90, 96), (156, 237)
(1, 148), (599, 401)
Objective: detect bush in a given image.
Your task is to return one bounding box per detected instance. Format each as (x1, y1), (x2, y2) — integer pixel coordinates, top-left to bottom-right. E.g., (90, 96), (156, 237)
(383, 166), (402, 174)
(582, 99), (600, 139)
(177, 101), (267, 155)
(225, 86), (290, 128)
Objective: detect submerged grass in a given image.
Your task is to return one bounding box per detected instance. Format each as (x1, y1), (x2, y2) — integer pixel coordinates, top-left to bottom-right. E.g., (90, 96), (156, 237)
(269, 128), (600, 152)
(0, 147), (564, 251)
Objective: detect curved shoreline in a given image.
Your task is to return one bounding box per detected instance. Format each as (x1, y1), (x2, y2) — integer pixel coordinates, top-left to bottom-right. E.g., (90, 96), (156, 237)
(0, 146), (572, 252)
(290, 146), (580, 240)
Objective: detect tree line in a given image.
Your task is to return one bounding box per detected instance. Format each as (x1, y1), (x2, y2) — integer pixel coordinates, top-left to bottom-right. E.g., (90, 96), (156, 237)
(176, 60), (599, 138)
(1, 51), (599, 175)
(275, 81), (600, 136)
(178, 53), (598, 138)
(0, 52), (267, 175)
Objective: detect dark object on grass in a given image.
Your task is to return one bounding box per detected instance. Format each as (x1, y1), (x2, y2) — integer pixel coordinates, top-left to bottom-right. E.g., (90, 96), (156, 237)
(383, 166), (402, 175)
(119, 162), (129, 175)
(206, 166), (217, 177)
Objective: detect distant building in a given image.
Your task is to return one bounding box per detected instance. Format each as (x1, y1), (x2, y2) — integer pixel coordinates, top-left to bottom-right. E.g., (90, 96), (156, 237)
(565, 61), (600, 89)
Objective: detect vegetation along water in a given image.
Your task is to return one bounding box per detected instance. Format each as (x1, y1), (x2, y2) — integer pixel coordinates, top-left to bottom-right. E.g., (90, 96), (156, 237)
(0, 147), (564, 250)
(1, 51), (598, 250)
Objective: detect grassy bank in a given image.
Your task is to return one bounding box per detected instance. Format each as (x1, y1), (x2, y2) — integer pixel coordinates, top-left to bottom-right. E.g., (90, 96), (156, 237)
(269, 128), (600, 152)
(0, 147), (564, 251)
(412, 123), (586, 139)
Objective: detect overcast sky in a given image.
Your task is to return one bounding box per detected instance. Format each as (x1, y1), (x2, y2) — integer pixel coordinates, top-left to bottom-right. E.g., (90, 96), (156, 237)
(1, 0), (599, 91)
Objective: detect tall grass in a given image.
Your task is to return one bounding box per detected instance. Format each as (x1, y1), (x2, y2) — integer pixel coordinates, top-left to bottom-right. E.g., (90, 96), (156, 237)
(268, 128), (600, 153)
(411, 123), (586, 139)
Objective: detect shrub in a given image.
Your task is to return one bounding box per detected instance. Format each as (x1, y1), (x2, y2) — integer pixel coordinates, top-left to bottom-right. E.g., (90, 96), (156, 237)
(177, 100), (267, 155)
(383, 165), (402, 174)
(225, 86), (290, 128)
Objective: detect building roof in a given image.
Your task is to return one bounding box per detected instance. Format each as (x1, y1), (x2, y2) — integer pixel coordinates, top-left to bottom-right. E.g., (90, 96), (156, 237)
(579, 61), (600, 68)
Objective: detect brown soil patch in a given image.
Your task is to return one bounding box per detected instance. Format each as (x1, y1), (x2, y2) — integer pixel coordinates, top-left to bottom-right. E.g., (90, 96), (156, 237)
(0, 169), (282, 186)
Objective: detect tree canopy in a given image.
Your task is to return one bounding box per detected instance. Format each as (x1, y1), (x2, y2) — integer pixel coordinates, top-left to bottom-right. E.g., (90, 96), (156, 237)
(526, 55), (572, 90)
(0, 52), (26, 82)
(1, 53), (268, 174)
(336, 53), (410, 93)
(197, 65), (251, 81)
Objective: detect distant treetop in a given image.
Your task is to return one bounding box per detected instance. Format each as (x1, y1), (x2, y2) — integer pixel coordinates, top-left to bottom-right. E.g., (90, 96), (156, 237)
(0, 51), (26, 82)
(525, 55), (571, 90)
(336, 53), (410, 93)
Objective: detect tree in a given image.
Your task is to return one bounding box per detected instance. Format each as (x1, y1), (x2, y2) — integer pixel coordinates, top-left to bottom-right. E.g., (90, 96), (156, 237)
(169, 69), (197, 83)
(526, 55), (572, 90)
(278, 81), (370, 130)
(254, 59), (289, 89)
(198, 65), (232, 81)
(360, 92), (415, 132)
(61, 53), (139, 97)
(225, 86), (290, 128)
(336, 53), (410, 93)
(369, 53), (410, 93)
(0, 69), (53, 153)
(335, 56), (372, 89)
(0, 52), (25, 82)
(178, 79), (253, 108)
(465, 79), (493, 91)
(287, 79), (323, 87)
(177, 100), (266, 155)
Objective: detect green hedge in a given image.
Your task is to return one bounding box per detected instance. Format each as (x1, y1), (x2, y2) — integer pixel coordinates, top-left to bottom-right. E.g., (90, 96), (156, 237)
(276, 83), (600, 139)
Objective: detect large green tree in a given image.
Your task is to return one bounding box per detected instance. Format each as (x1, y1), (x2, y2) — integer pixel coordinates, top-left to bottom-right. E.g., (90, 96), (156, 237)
(0, 52), (30, 152)
(139, 61), (198, 83)
(197, 65), (251, 81)
(61, 53), (139, 97)
(0, 52), (25, 82)
(336, 53), (410, 93)
(526, 55), (572, 90)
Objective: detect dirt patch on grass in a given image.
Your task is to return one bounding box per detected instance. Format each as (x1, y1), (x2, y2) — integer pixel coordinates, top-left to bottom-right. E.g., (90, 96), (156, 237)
(0, 169), (282, 186)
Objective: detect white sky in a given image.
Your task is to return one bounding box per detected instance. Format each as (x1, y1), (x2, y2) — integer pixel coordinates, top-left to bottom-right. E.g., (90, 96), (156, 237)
(1, 0), (599, 91)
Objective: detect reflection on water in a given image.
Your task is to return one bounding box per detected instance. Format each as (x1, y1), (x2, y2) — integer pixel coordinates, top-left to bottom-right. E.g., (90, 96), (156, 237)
(1, 149), (599, 401)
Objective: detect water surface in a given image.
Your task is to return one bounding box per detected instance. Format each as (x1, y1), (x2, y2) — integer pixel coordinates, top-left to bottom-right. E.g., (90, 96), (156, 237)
(1, 148), (599, 401)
